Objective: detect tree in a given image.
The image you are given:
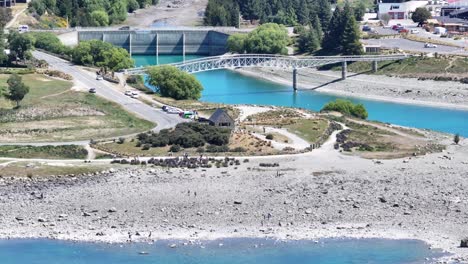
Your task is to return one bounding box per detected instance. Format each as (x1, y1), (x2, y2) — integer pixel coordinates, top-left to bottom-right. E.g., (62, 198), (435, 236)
(90, 10), (109, 26)
(0, 26), (7, 65)
(243, 23), (289, 54)
(147, 65), (203, 100)
(6, 74), (30, 107)
(341, 12), (363, 55)
(354, 1), (366, 21)
(127, 0), (140, 13)
(99, 47), (134, 72)
(0, 8), (12, 27)
(297, 28), (320, 53)
(322, 7), (345, 52)
(412, 7), (431, 27)
(321, 99), (368, 119)
(227, 33), (247, 53)
(316, 0), (332, 31)
(297, 0), (310, 25)
(454, 133), (460, 144)
(7, 32), (34, 62)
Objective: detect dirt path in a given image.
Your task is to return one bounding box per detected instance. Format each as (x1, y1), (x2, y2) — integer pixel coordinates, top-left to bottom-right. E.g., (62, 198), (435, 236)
(124, 0), (208, 27)
(5, 4), (27, 29)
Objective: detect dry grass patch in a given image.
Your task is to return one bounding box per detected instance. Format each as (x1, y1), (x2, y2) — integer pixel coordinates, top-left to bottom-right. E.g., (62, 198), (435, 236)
(0, 74), (154, 142)
(0, 162), (109, 178)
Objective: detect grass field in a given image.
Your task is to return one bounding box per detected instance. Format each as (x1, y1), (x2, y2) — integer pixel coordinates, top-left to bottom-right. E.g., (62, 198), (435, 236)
(0, 74), (154, 143)
(0, 145), (88, 159)
(0, 162), (110, 178)
(285, 119), (329, 144)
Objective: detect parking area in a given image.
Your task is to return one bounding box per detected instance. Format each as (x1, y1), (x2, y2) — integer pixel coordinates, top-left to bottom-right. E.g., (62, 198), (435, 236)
(363, 38), (468, 54)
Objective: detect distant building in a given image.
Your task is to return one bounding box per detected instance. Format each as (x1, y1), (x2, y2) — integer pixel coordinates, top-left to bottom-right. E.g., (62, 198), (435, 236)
(378, 0), (428, 19)
(208, 109), (235, 129)
(433, 16), (468, 34)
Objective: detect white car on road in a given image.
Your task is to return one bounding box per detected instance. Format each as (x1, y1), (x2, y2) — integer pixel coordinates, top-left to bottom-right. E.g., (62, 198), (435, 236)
(424, 43), (438, 48)
(124, 90), (132, 96)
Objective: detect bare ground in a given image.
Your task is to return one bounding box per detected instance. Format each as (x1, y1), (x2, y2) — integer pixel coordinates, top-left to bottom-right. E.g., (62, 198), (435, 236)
(124, 0), (208, 27)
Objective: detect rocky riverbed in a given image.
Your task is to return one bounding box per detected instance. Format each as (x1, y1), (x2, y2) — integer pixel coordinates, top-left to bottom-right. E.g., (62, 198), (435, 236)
(0, 137), (467, 263)
(238, 68), (468, 110)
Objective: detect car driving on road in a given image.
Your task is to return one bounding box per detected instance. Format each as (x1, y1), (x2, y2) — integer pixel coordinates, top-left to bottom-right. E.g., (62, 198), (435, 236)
(89, 88), (97, 93)
(424, 43), (437, 48)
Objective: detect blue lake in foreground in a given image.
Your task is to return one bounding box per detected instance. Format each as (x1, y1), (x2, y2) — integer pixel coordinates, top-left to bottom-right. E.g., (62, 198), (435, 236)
(0, 238), (445, 264)
(133, 55), (468, 137)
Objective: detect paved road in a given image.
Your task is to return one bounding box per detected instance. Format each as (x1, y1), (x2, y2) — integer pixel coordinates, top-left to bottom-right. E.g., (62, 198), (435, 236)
(33, 51), (182, 132)
(0, 51), (183, 146)
(363, 38), (468, 55)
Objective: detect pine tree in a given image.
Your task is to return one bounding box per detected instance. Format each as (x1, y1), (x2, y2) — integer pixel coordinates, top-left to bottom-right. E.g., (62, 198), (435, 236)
(297, 0), (310, 25)
(311, 14), (323, 41)
(322, 7), (344, 52)
(317, 0), (332, 31)
(341, 13), (363, 55)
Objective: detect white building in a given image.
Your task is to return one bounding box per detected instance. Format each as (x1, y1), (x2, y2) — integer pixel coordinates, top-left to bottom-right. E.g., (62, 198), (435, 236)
(378, 1), (429, 19)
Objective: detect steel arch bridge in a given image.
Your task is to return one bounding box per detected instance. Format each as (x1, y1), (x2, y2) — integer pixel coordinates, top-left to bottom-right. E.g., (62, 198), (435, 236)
(124, 54), (409, 75)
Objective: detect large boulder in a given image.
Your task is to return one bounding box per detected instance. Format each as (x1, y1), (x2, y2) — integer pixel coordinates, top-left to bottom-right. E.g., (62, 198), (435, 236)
(461, 238), (468, 248)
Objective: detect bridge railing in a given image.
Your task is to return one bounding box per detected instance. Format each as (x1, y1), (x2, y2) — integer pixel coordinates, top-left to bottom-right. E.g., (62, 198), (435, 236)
(124, 54), (410, 74)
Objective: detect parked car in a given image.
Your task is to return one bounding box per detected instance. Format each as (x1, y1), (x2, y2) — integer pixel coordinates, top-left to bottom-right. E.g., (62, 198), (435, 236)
(96, 75), (103, 80)
(18, 25), (29, 33)
(89, 88), (97, 93)
(119, 26), (130, 30)
(362, 25), (372, 32)
(424, 43), (438, 48)
(131, 94), (140, 99)
(410, 29), (420, 34)
(398, 28), (409, 33)
(162, 105), (168, 111)
(167, 108), (181, 114)
(124, 90), (132, 96)
(131, 91), (139, 96)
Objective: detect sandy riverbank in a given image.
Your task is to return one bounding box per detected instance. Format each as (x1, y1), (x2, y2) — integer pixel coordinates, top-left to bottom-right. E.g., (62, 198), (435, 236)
(0, 130), (467, 263)
(236, 68), (468, 111)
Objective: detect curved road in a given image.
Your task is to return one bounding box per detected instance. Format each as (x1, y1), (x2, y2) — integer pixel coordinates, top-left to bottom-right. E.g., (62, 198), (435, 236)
(0, 51), (183, 146)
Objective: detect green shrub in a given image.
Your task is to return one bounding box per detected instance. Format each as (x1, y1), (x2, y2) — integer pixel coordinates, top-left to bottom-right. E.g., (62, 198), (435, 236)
(265, 133), (274, 140)
(230, 147), (246, 152)
(321, 99), (368, 119)
(137, 123), (231, 149)
(170, 145), (181, 152)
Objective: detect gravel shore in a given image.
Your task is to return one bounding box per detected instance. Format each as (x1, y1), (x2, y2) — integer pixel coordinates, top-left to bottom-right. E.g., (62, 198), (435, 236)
(1, 133), (467, 263)
(237, 68), (468, 111)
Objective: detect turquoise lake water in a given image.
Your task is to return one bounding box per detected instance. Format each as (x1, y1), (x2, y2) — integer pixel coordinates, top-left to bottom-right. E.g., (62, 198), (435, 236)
(0, 238), (444, 264)
(133, 55), (468, 136)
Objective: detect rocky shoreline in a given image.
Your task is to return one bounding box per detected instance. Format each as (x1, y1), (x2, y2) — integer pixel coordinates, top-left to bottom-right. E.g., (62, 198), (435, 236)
(1, 134), (467, 263)
(237, 68), (468, 111)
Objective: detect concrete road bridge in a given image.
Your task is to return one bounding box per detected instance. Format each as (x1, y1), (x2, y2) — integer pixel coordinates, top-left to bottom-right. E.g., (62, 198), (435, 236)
(124, 53), (410, 90)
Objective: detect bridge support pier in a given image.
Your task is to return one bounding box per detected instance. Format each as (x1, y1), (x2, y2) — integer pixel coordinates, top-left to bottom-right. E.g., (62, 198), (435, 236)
(182, 33), (186, 62)
(293, 68), (298, 91)
(372, 60), (378, 73)
(341, 61), (347, 80)
(155, 34), (159, 65)
(129, 33), (132, 56)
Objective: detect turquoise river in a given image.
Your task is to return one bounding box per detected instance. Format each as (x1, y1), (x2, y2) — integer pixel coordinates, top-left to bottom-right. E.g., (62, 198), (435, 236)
(0, 238), (445, 264)
(134, 55), (468, 137)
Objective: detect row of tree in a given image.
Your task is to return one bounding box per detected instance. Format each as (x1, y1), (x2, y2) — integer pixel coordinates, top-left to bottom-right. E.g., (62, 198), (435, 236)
(227, 8), (362, 56)
(28, 0), (159, 27)
(204, 0), (367, 28)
